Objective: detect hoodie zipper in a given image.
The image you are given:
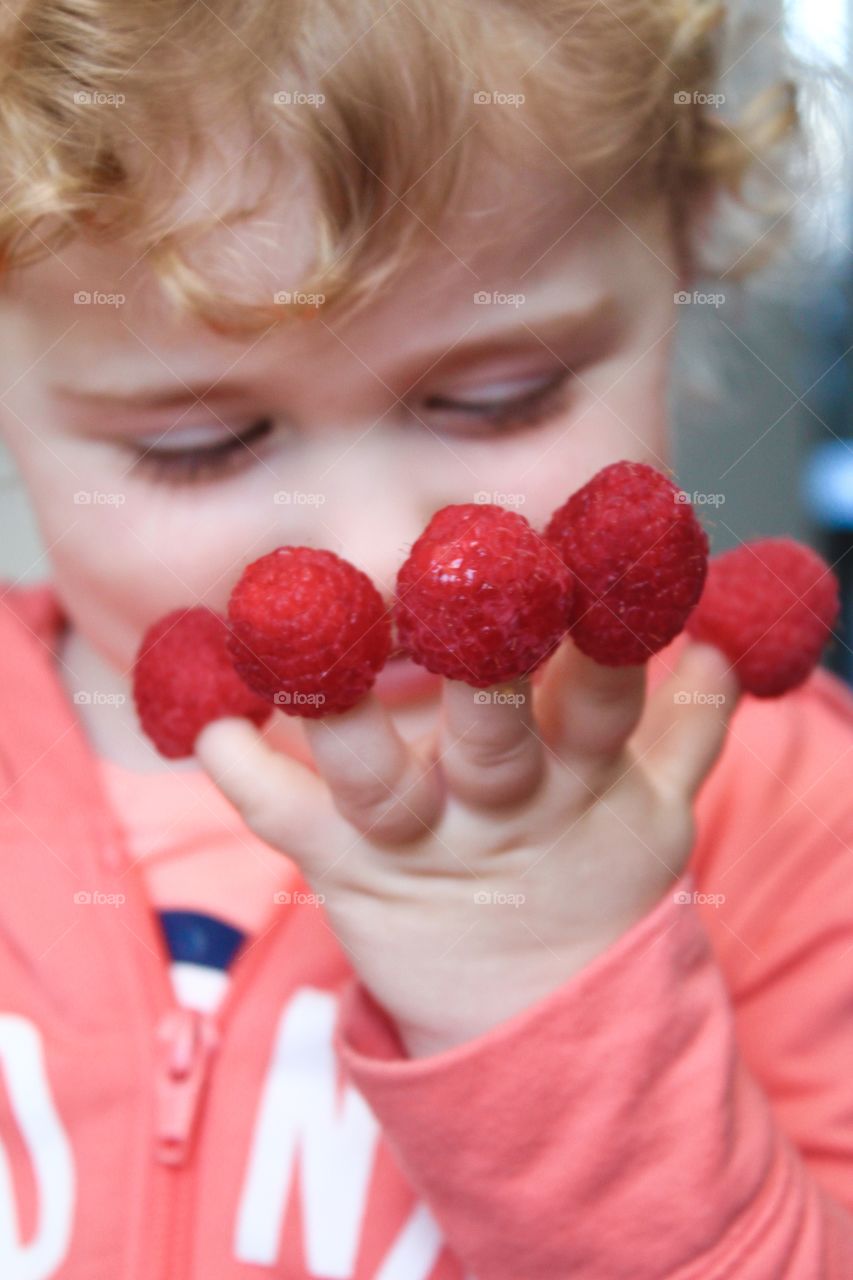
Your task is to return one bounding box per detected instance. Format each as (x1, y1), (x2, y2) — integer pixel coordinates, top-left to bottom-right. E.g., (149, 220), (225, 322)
(154, 1006), (220, 1166)
(152, 1004), (221, 1280)
(90, 786), (309, 1278)
(141, 890), (302, 1280)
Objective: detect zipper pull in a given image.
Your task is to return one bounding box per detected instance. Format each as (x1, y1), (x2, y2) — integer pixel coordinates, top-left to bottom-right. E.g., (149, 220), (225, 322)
(154, 1006), (220, 1166)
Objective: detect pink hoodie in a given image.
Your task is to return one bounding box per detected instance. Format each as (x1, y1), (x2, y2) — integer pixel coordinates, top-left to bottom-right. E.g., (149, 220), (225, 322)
(1, 577), (853, 1279)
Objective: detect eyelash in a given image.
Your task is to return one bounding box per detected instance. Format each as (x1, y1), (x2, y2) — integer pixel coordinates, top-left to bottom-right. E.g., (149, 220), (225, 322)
(420, 371), (572, 435)
(130, 417), (277, 485)
(129, 372), (574, 485)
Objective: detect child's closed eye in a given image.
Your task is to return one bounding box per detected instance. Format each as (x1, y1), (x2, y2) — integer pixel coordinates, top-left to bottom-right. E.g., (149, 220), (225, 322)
(127, 416), (277, 485)
(125, 369), (575, 487)
(416, 369), (574, 437)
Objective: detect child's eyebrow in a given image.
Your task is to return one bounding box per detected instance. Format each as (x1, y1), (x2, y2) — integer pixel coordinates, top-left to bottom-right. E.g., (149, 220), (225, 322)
(48, 295), (620, 410)
(48, 379), (256, 411)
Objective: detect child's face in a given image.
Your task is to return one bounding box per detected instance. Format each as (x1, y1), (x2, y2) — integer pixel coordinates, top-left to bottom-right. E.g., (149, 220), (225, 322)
(0, 158), (682, 737)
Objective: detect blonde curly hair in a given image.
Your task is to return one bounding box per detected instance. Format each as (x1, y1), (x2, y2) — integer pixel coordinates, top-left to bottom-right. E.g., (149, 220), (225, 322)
(0, 0), (803, 336)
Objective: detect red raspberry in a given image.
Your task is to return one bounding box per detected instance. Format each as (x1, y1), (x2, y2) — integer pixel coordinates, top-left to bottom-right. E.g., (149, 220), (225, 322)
(226, 547), (391, 717)
(685, 538), (840, 696)
(133, 607), (271, 759)
(545, 460), (709, 666)
(394, 503), (574, 687)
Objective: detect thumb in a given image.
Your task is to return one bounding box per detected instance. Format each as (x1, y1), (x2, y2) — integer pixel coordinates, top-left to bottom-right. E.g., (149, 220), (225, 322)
(194, 716), (345, 878)
(636, 641), (742, 802)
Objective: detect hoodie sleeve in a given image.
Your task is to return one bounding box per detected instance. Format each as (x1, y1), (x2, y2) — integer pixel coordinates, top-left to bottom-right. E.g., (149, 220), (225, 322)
(334, 675), (853, 1280)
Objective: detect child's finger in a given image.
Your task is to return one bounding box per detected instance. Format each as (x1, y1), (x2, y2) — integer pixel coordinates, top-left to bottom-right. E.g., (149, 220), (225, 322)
(301, 693), (446, 845)
(438, 677), (545, 810)
(533, 639), (647, 766)
(193, 716), (347, 878)
(635, 640), (741, 802)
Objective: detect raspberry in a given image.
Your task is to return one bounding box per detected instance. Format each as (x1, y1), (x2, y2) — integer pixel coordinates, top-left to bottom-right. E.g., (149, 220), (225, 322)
(394, 503), (574, 687)
(545, 460), (709, 665)
(226, 546), (391, 717)
(685, 538), (840, 697)
(132, 607), (271, 759)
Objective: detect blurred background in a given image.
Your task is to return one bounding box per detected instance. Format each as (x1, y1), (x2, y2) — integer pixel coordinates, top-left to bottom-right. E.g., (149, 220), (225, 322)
(672, 0), (853, 685)
(1, 0), (851, 683)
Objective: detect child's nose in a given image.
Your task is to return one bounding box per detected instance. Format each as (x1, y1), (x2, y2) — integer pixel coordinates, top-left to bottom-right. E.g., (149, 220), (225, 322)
(320, 498), (428, 602)
(341, 529), (415, 601)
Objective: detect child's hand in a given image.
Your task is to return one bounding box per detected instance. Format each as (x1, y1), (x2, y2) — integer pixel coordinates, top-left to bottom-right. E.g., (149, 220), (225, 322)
(195, 638), (740, 1058)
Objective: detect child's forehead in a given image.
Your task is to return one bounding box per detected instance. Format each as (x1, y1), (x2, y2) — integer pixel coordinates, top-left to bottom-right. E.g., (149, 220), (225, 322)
(16, 152), (602, 285)
(0, 152), (666, 386)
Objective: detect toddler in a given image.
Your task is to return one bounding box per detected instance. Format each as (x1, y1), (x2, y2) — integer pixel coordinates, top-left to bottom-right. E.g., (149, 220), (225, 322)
(0, 1), (851, 1277)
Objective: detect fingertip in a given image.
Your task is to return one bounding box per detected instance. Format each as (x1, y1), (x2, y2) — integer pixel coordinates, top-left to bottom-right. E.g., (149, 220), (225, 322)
(193, 718), (280, 806)
(539, 637), (648, 762)
(569, 642), (648, 695)
(442, 673), (531, 714)
(680, 640), (741, 707)
(299, 691), (404, 769)
(438, 673), (543, 809)
(440, 674), (535, 742)
(195, 714), (262, 761)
